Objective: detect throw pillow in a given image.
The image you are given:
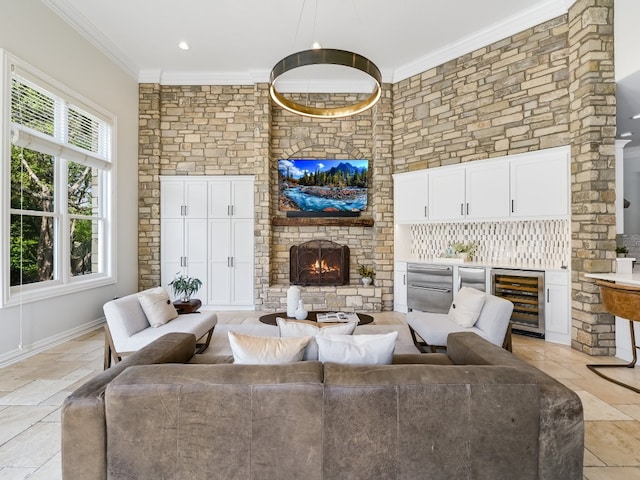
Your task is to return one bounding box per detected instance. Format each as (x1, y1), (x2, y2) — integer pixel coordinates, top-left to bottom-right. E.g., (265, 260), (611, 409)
(315, 331), (398, 365)
(448, 287), (486, 328)
(228, 331), (311, 365)
(138, 287), (179, 327)
(276, 317), (358, 361)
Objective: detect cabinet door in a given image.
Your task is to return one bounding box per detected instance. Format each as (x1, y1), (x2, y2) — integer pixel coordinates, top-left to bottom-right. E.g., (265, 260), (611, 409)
(394, 171), (429, 223)
(546, 283), (568, 335)
(231, 180), (254, 219)
(429, 167), (465, 220)
(161, 218), (185, 298)
(394, 262), (408, 313)
(208, 219), (232, 305)
(161, 181), (186, 219)
(208, 180), (232, 219)
(510, 152), (568, 217)
(184, 219), (208, 305)
(184, 180), (208, 219)
(465, 161), (510, 219)
(231, 219), (255, 305)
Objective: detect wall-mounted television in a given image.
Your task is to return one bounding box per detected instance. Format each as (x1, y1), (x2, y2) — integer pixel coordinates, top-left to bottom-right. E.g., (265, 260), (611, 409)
(278, 159), (368, 216)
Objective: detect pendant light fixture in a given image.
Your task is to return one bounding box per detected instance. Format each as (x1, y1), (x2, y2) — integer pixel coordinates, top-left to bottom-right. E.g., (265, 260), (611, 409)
(268, 1), (381, 118)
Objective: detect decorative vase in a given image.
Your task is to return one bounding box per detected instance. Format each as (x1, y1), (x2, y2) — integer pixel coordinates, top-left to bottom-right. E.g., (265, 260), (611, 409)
(362, 277), (372, 286)
(294, 299), (308, 320)
(287, 286), (301, 317)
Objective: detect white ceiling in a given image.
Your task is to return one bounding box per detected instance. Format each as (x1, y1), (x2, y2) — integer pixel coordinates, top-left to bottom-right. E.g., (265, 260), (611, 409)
(42, 0), (638, 146)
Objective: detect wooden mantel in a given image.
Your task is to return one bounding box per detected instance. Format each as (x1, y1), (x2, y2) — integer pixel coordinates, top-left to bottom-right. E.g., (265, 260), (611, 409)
(272, 217), (374, 227)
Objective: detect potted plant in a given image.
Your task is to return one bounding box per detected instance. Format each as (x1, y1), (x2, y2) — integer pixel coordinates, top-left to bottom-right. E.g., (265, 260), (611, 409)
(358, 264), (376, 286)
(168, 273), (203, 302)
(615, 245), (629, 258)
(453, 242), (477, 261)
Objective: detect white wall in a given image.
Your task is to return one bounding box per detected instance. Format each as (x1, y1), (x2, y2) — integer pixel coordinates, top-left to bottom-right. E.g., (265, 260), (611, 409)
(0, 0), (139, 364)
(615, 0), (640, 82)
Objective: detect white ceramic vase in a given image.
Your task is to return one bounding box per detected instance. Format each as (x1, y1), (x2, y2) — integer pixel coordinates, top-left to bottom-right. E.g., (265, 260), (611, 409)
(294, 299), (308, 320)
(287, 286), (301, 317)
(362, 277), (372, 286)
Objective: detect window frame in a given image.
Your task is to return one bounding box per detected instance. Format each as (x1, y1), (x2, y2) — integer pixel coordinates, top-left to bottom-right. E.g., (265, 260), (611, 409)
(1, 50), (116, 307)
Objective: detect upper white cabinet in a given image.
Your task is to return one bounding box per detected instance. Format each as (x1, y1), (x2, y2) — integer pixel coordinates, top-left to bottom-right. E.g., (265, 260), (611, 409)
(161, 179), (208, 219)
(394, 170), (429, 223)
(465, 161), (510, 219)
(393, 146), (570, 223)
(209, 177), (254, 219)
(428, 168), (465, 220)
(510, 148), (569, 218)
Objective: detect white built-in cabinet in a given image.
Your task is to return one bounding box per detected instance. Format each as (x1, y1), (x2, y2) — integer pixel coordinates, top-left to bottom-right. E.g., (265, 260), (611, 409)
(207, 178), (254, 307)
(544, 270), (570, 345)
(393, 146), (569, 224)
(161, 176), (254, 308)
(393, 170), (429, 223)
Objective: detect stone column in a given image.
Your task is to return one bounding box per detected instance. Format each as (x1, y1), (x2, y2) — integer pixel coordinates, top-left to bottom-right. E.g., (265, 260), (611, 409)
(568, 0), (617, 354)
(138, 83), (162, 291)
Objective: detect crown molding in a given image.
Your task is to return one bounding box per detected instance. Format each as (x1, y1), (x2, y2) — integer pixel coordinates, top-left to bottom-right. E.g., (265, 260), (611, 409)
(42, 0), (139, 79)
(391, 0), (573, 83)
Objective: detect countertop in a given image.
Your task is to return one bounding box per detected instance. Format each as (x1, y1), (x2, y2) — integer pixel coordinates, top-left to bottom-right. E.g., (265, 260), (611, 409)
(585, 272), (640, 287)
(395, 257), (569, 273)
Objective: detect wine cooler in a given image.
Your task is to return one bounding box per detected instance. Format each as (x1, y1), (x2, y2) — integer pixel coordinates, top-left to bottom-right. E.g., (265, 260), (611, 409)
(491, 269), (545, 337)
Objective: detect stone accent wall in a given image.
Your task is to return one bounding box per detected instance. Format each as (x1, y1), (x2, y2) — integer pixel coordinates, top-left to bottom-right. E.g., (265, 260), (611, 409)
(392, 16), (570, 172)
(568, 0), (616, 355)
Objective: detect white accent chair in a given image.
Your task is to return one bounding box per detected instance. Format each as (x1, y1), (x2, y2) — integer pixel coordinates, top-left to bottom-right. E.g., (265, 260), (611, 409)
(406, 293), (514, 353)
(103, 289), (217, 369)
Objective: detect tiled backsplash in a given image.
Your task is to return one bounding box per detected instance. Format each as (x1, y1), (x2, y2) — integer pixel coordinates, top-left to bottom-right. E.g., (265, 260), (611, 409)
(411, 220), (570, 269)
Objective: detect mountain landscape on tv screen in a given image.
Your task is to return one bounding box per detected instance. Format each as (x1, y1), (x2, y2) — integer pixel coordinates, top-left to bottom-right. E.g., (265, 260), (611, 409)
(278, 159), (368, 212)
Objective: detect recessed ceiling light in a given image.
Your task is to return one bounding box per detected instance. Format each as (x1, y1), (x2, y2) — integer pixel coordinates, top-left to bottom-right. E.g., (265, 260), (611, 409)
(177, 41), (190, 51)
(620, 132), (633, 137)
(632, 113), (640, 120)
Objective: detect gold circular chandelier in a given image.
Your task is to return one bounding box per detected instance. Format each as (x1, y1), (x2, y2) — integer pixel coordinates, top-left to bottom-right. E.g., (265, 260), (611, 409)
(269, 48), (382, 119)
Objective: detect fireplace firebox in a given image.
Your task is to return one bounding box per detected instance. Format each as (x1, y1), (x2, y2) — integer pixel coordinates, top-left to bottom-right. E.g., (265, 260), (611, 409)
(290, 240), (350, 286)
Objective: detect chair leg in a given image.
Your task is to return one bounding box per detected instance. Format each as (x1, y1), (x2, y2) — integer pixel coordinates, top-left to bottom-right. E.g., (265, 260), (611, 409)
(502, 323), (513, 352)
(195, 326), (215, 354)
(103, 325), (121, 370)
(587, 319), (640, 394)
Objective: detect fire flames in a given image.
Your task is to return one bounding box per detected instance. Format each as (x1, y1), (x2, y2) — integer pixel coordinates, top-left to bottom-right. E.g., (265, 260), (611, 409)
(310, 259), (339, 275)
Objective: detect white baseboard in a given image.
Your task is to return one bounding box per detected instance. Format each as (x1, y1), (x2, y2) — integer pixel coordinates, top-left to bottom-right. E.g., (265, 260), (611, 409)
(0, 318), (105, 368)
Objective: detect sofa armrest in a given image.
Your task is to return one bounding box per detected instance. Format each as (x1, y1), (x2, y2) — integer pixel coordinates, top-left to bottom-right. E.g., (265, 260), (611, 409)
(61, 332), (196, 480)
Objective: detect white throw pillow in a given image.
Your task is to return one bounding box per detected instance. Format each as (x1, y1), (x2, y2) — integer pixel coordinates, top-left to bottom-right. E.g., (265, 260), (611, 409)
(276, 318), (358, 361)
(448, 287), (486, 328)
(315, 332), (398, 365)
(138, 287), (179, 327)
(228, 331), (311, 365)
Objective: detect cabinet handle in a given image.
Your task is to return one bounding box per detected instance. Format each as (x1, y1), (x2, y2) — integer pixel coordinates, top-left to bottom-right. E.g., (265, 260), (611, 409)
(460, 203), (464, 216)
(511, 199), (515, 213)
(231, 205), (235, 216)
(230, 257), (234, 267)
(227, 205), (231, 216)
(403, 274), (406, 286)
(466, 203), (469, 215)
(227, 257), (230, 267)
(180, 205), (185, 216)
(546, 288), (550, 303)
(424, 206), (427, 218)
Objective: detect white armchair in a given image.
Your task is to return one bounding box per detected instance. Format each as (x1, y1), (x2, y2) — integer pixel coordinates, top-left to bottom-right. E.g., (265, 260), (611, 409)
(406, 293), (514, 353)
(103, 288), (217, 369)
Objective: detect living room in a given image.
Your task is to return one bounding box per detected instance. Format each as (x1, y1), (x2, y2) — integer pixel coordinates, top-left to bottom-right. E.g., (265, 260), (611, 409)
(1, 0), (640, 478)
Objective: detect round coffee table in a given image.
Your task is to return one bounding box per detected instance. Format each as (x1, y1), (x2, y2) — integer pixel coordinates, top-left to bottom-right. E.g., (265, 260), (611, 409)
(259, 311), (374, 326)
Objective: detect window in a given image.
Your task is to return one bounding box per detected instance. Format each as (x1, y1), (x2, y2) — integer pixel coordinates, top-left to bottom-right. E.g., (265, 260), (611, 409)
(1, 52), (115, 306)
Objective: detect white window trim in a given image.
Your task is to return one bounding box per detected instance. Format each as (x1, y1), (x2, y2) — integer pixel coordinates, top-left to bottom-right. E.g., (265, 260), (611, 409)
(0, 50), (117, 307)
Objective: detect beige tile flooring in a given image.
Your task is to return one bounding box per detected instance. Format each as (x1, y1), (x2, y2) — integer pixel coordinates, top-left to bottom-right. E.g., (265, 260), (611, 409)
(0, 311), (639, 479)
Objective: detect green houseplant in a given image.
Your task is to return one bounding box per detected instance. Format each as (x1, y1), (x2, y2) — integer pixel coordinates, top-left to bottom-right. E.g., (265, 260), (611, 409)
(358, 264), (376, 285)
(453, 242), (477, 261)
(615, 245), (629, 258)
(168, 273), (203, 302)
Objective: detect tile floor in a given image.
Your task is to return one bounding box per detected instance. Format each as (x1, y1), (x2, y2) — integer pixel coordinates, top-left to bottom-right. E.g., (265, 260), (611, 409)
(0, 311), (638, 479)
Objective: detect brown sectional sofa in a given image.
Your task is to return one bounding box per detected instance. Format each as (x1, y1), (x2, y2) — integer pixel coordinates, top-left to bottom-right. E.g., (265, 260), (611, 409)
(61, 331), (583, 480)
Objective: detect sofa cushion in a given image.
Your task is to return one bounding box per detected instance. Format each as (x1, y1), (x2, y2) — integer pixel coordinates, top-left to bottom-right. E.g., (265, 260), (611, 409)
(228, 331), (311, 365)
(138, 287), (179, 327)
(277, 317), (357, 360)
(448, 286), (486, 327)
(316, 332), (398, 365)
